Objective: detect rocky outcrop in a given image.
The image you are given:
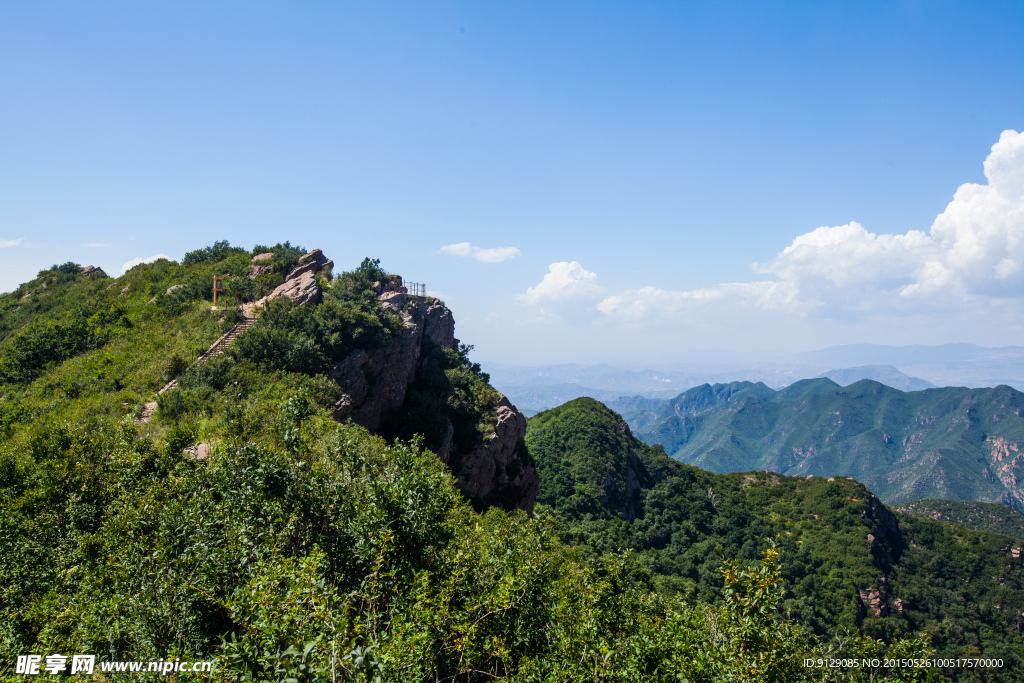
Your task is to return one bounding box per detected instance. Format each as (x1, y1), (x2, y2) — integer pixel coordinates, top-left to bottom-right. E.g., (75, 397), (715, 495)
(324, 281), (538, 513)
(858, 580), (890, 618)
(249, 252), (275, 279)
(81, 265), (106, 277)
(329, 297), (453, 432)
(328, 350), (370, 422)
(269, 272), (322, 307)
(289, 248), (334, 281)
(424, 303), (457, 349)
(243, 248), (332, 314)
(439, 395), (539, 513)
(236, 248), (538, 513)
(165, 284), (185, 296)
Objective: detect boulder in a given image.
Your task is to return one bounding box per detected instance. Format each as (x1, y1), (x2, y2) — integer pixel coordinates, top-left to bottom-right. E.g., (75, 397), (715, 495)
(165, 284), (185, 296)
(81, 265), (106, 277)
(251, 252), (274, 263)
(244, 249), (333, 314)
(288, 249), (334, 281)
(268, 271), (322, 307)
(249, 264), (273, 279)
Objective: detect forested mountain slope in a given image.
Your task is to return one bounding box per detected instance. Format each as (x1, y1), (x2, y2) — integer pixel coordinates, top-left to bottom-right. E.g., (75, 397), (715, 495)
(614, 379), (1024, 507)
(0, 243), (536, 512)
(893, 499), (1024, 541)
(1, 243), (951, 681)
(528, 398), (1024, 679)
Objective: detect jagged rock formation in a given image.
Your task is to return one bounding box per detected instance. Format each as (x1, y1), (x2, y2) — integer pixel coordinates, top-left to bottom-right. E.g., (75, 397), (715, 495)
(437, 395), (539, 513)
(244, 248), (333, 314)
(322, 273), (538, 513)
(81, 265), (106, 277)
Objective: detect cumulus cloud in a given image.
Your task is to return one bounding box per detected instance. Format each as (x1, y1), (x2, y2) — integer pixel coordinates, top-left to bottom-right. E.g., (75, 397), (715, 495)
(439, 242), (521, 263)
(0, 238), (24, 248)
(600, 129), (1024, 322)
(121, 254), (170, 274)
(517, 261), (602, 306)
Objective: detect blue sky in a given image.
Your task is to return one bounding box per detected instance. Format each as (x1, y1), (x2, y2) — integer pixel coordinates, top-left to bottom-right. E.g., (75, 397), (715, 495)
(2, 1), (1024, 363)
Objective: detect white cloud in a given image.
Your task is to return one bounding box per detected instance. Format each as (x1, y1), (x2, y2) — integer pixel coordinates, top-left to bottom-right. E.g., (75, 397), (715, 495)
(517, 261), (602, 306)
(439, 242), (521, 263)
(121, 254), (170, 274)
(597, 280), (800, 320)
(0, 238), (24, 248)
(600, 129), (1024, 322)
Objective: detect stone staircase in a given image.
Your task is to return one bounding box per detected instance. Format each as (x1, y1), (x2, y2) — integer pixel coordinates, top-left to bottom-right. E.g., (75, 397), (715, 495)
(155, 315), (256, 397)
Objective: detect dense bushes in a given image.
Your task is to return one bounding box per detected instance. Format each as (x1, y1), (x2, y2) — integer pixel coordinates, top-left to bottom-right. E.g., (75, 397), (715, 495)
(0, 318), (109, 384)
(182, 240), (248, 266)
(229, 280), (403, 376)
(251, 241), (307, 276)
(0, 400), (932, 682)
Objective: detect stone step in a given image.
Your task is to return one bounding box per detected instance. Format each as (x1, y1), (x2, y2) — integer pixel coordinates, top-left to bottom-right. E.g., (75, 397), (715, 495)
(152, 315), (258, 398)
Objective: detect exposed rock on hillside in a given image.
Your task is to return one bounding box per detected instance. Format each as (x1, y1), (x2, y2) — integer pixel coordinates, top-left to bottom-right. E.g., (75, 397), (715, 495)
(322, 273), (538, 513)
(243, 248), (332, 314)
(288, 248), (334, 281)
(439, 395), (539, 513)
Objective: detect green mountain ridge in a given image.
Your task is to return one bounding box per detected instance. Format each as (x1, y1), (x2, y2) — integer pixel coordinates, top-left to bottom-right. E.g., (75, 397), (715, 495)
(893, 499), (1024, 541)
(614, 379), (1024, 508)
(527, 397), (1024, 678)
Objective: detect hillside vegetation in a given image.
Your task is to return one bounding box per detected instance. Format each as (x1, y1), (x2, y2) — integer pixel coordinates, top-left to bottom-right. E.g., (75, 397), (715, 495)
(893, 500), (1024, 541)
(0, 245), (947, 681)
(613, 379), (1024, 508)
(528, 398), (1024, 681)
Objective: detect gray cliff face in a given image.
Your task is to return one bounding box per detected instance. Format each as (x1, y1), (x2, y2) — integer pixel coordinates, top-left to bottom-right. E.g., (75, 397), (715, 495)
(325, 283), (539, 514)
(440, 395), (539, 514)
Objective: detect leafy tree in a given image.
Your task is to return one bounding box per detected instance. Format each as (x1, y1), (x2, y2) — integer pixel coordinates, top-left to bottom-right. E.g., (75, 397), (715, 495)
(183, 240), (247, 266)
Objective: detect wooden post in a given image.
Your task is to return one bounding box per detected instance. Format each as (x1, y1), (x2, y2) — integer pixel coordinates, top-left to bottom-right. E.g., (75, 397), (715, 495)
(212, 276), (224, 306)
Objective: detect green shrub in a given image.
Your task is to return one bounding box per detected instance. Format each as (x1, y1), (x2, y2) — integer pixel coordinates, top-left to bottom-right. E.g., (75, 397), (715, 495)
(182, 240), (247, 266)
(0, 319), (108, 384)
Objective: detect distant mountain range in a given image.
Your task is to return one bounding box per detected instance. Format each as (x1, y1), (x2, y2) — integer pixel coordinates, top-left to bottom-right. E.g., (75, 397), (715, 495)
(817, 365), (934, 392)
(485, 343), (1024, 414)
(609, 379), (1024, 509)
